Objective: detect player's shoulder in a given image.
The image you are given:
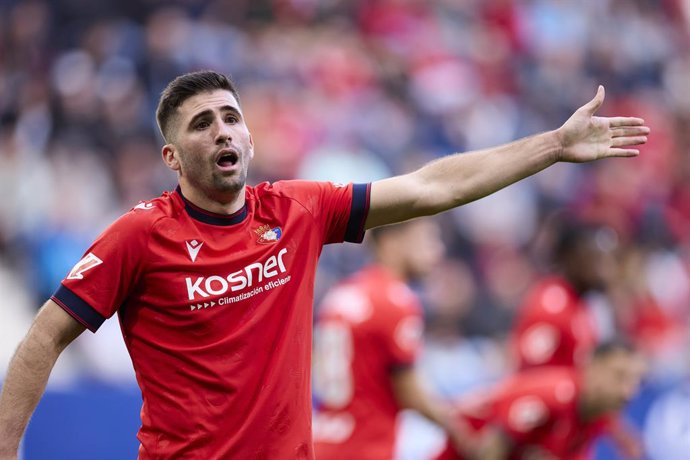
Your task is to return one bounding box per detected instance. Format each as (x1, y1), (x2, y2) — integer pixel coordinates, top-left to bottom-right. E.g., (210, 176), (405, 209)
(358, 266), (420, 313)
(523, 276), (578, 316)
(251, 180), (308, 197)
(512, 367), (579, 405)
(251, 180), (348, 200)
(115, 190), (179, 231)
(318, 278), (374, 324)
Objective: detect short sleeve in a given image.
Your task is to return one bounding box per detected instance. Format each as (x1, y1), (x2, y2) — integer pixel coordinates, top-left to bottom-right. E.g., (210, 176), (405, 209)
(271, 181), (371, 244)
(50, 210), (150, 332)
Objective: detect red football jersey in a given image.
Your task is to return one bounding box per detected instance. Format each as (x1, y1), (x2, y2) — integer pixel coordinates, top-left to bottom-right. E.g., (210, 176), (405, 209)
(312, 266), (423, 460)
(51, 181), (370, 459)
(434, 368), (609, 460)
(513, 277), (598, 369)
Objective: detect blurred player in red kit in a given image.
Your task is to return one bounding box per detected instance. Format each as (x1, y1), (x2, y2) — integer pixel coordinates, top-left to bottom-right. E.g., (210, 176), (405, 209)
(514, 220), (618, 369)
(513, 219), (644, 458)
(0, 68), (649, 460)
(434, 340), (647, 460)
(313, 219), (475, 459)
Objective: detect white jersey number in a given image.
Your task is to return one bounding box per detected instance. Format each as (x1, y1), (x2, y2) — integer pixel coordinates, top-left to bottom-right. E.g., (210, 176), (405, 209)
(313, 322), (354, 409)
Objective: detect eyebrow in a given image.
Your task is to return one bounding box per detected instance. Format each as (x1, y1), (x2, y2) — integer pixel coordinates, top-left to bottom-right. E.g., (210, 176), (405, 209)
(188, 105), (242, 128)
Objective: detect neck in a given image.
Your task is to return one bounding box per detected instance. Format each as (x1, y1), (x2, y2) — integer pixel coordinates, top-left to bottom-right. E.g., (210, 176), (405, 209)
(178, 183), (245, 215)
(578, 370), (606, 422)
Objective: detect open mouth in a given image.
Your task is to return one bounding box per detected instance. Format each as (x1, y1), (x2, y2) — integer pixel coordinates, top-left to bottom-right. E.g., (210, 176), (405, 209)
(216, 150), (239, 167)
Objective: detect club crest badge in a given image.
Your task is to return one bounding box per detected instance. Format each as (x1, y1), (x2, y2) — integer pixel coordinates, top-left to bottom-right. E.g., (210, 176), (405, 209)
(255, 224), (282, 244)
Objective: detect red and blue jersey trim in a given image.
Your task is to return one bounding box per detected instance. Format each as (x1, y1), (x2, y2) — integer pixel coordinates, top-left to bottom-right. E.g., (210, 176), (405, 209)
(52, 285), (106, 332)
(344, 183), (370, 243)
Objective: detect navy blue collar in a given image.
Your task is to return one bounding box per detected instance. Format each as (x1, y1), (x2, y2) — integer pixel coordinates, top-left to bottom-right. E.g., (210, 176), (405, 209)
(176, 186), (248, 226)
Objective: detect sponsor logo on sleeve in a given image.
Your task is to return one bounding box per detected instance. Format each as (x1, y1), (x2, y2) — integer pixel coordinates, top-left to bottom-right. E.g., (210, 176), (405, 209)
(133, 201), (155, 211)
(67, 253), (103, 280)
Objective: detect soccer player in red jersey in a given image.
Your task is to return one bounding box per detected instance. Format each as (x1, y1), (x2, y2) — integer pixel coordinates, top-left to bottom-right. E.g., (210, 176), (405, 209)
(434, 341), (647, 460)
(513, 221), (617, 369)
(0, 69), (649, 459)
(513, 221), (644, 458)
(313, 219), (472, 459)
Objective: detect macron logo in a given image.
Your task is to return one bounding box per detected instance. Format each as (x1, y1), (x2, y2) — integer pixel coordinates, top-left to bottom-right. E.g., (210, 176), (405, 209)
(67, 253), (103, 279)
(186, 240), (203, 262)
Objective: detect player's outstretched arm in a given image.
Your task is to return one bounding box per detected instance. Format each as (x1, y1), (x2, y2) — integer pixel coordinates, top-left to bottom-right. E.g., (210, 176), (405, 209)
(365, 86), (649, 229)
(0, 300), (85, 459)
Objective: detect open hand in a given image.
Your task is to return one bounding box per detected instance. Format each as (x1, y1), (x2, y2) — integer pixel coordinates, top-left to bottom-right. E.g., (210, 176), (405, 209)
(555, 86), (650, 163)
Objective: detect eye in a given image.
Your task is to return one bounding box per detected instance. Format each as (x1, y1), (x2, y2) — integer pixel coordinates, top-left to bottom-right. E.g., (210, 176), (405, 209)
(195, 120), (210, 130)
(225, 114), (239, 124)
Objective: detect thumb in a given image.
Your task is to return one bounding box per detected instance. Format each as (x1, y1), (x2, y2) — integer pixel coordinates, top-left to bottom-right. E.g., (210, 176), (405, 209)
(580, 85), (605, 115)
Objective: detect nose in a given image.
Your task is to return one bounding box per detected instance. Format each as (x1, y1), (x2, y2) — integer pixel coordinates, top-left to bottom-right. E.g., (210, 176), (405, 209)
(215, 119), (232, 145)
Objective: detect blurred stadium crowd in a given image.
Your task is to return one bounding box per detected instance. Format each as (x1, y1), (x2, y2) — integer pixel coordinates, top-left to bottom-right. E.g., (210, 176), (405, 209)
(1, 0), (690, 457)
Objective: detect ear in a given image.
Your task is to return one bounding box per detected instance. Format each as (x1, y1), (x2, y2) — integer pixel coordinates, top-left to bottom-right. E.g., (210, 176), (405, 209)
(162, 144), (181, 172)
(248, 133), (255, 160)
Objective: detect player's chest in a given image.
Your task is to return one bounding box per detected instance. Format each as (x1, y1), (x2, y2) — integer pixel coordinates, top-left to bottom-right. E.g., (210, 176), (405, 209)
(153, 205), (316, 263)
(139, 211), (318, 309)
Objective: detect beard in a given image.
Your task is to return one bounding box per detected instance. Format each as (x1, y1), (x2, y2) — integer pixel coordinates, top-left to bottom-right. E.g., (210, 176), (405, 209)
(178, 150), (249, 199)
(211, 168), (247, 194)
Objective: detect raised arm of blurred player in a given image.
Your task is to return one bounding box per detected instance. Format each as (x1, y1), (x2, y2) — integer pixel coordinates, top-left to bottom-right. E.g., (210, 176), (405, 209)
(365, 86), (649, 229)
(0, 300), (86, 458)
(390, 368), (472, 458)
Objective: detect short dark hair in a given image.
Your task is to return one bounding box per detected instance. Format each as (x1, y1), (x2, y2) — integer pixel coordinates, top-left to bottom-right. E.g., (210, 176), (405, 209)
(155, 70), (241, 142)
(552, 217), (617, 262)
(592, 338), (636, 360)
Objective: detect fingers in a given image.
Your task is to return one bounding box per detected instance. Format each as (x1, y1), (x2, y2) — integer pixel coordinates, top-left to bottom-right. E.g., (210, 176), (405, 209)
(580, 85), (605, 115)
(611, 136), (648, 147)
(607, 148), (640, 158)
(608, 117), (646, 127)
(611, 126), (651, 138)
